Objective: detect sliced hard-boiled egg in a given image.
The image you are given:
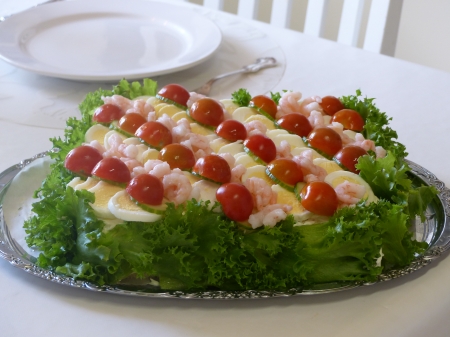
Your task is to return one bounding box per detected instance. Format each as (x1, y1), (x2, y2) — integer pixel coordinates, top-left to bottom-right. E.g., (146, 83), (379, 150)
(140, 148), (160, 163)
(232, 107), (256, 123)
(217, 141), (244, 156)
(154, 103), (169, 115)
(266, 129), (289, 139)
(85, 124), (110, 145)
(190, 122), (215, 136)
(324, 170), (378, 204)
(183, 171), (201, 185)
(220, 99), (240, 115)
(291, 146), (325, 159)
(244, 114), (276, 130)
(271, 184), (305, 217)
(343, 129), (357, 140)
(156, 104), (184, 118)
(234, 153), (258, 168)
(210, 138), (230, 153)
(104, 130), (127, 151)
(123, 137), (141, 145)
(274, 133), (306, 149)
(313, 158), (343, 174)
(108, 190), (163, 222)
(171, 111), (189, 122)
(88, 181), (124, 219)
(67, 177), (84, 189)
(241, 165), (274, 185)
(74, 177), (99, 191)
(190, 180), (219, 207)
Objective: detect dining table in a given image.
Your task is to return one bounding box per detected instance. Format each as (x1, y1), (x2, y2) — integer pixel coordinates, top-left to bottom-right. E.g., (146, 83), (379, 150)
(1, 0), (450, 336)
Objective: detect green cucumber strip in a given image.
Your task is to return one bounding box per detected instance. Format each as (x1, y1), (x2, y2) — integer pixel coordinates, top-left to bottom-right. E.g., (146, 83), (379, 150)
(249, 102), (276, 121)
(155, 94), (188, 110)
(185, 110), (217, 131)
(302, 137), (333, 160)
(190, 171), (222, 185)
(243, 146), (267, 165)
(265, 168), (295, 192)
(109, 121), (134, 138)
(293, 182), (306, 201)
(91, 175), (127, 188)
(130, 197), (167, 215)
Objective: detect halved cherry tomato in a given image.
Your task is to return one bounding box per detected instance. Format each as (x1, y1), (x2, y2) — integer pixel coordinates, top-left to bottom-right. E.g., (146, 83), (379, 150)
(243, 134), (277, 164)
(300, 181), (338, 216)
(93, 104), (124, 123)
(215, 119), (247, 142)
(64, 145), (103, 177)
(276, 113), (312, 137)
(331, 109), (365, 131)
(126, 174), (164, 206)
(189, 98), (224, 128)
(92, 157), (131, 184)
(156, 84), (190, 107)
(306, 127), (342, 157)
(320, 96), (344, 116)
(216, 183), (254, 221)
(267, 158), (304, 186)
(118, 113), (147, 135)
(250, 95), (278, 119)
(135, 121), (172, 150)
(334, 145), (368, 174)
(193, 154), (231, 184)
(158, 144), (195, 170)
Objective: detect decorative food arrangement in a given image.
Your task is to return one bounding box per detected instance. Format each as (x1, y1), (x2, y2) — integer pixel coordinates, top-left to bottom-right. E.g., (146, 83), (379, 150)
(22, 79), (437, 292)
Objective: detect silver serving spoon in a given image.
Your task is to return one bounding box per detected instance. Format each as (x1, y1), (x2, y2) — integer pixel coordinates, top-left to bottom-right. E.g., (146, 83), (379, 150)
(193, 57), (277, 96)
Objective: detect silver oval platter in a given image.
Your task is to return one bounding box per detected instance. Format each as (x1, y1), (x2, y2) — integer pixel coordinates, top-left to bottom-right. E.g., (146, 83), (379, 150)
(1, 151), (450, 299)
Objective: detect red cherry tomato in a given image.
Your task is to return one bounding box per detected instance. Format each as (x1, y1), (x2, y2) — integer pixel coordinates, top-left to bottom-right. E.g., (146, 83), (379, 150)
(216, 183), (254, 222)
(189, 98), (224, 128)
(93, 104), (124, 123)
(334, 145), (368, 174)
(158, 144), (195, 170)
(300, 181), (338, 216)
(64, 145), (103, 177)
(92, 157), (131, 184)
(126, 174), (164, 206)
(156, 84), (190, 107)
(331, 109), (365, 131)
(320, 96), (344, 116)
(276, 113), (313, 137)
(307, 127), (342, 157)
(250, 95), (278, 119)
(267, 158), (304, 186)
(135, 121), (172, 150)
(118, 113), (147, 135)
(243, 134), (277, 164)
(193, 154), (231, 184)
(215, 119), (247, 142)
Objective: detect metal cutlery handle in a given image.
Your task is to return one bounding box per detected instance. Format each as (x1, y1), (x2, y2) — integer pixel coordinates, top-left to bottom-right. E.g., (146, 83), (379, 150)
(193, 57), (277, 96)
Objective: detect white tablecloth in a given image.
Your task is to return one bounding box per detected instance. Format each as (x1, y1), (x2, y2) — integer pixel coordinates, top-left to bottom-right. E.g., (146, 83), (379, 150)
(1, 1), (450, 336)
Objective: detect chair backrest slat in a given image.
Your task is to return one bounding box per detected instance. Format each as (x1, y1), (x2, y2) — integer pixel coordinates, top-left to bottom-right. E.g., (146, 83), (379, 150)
(269, 0), (294, 28)
(303, 0), (329, 37)
(337, 0), (365, 47)
(203, 0), (224, 11)
(237, 0), (260, 20)
(363, 0), (403, 56)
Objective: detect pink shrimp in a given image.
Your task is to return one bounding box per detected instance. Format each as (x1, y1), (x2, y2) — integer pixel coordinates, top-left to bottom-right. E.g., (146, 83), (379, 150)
(327, 122), (354, 146)
(118, 143), (139, 159)
(354, 133), (376, 152)
(244, 177), (277, 211)
(181, 133), (213, 160)
(120, 158), (142, 172)
(102, 95), (132, 112)
(162, 170), (192, 205)
(293, 150), (327, 183)
(187, 92), (206, 108)
(149, 162), (172, 180)
(218, 152), (236, 168)
(245, 120), (267, 137)
(157, 114), (177, 131)
(86, 140), (105, 155)
(172, 118), (192, 143)
(308, 110), (325, 129)
(248, 204), (293, 229)
(103, 133), (125, 158)
(335, 181), (366, 205)
(230, 164), (247, 183)
(298, 96), (323, 117)
(276, 140), (292, 159)
(276, 91), (302, 119)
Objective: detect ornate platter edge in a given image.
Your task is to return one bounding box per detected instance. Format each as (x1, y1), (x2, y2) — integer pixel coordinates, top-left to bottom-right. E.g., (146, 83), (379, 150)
(0, 152), (449, 300)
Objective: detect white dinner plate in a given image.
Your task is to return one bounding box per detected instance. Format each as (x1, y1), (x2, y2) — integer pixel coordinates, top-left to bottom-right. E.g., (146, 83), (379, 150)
(0, 0), (222, 81)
